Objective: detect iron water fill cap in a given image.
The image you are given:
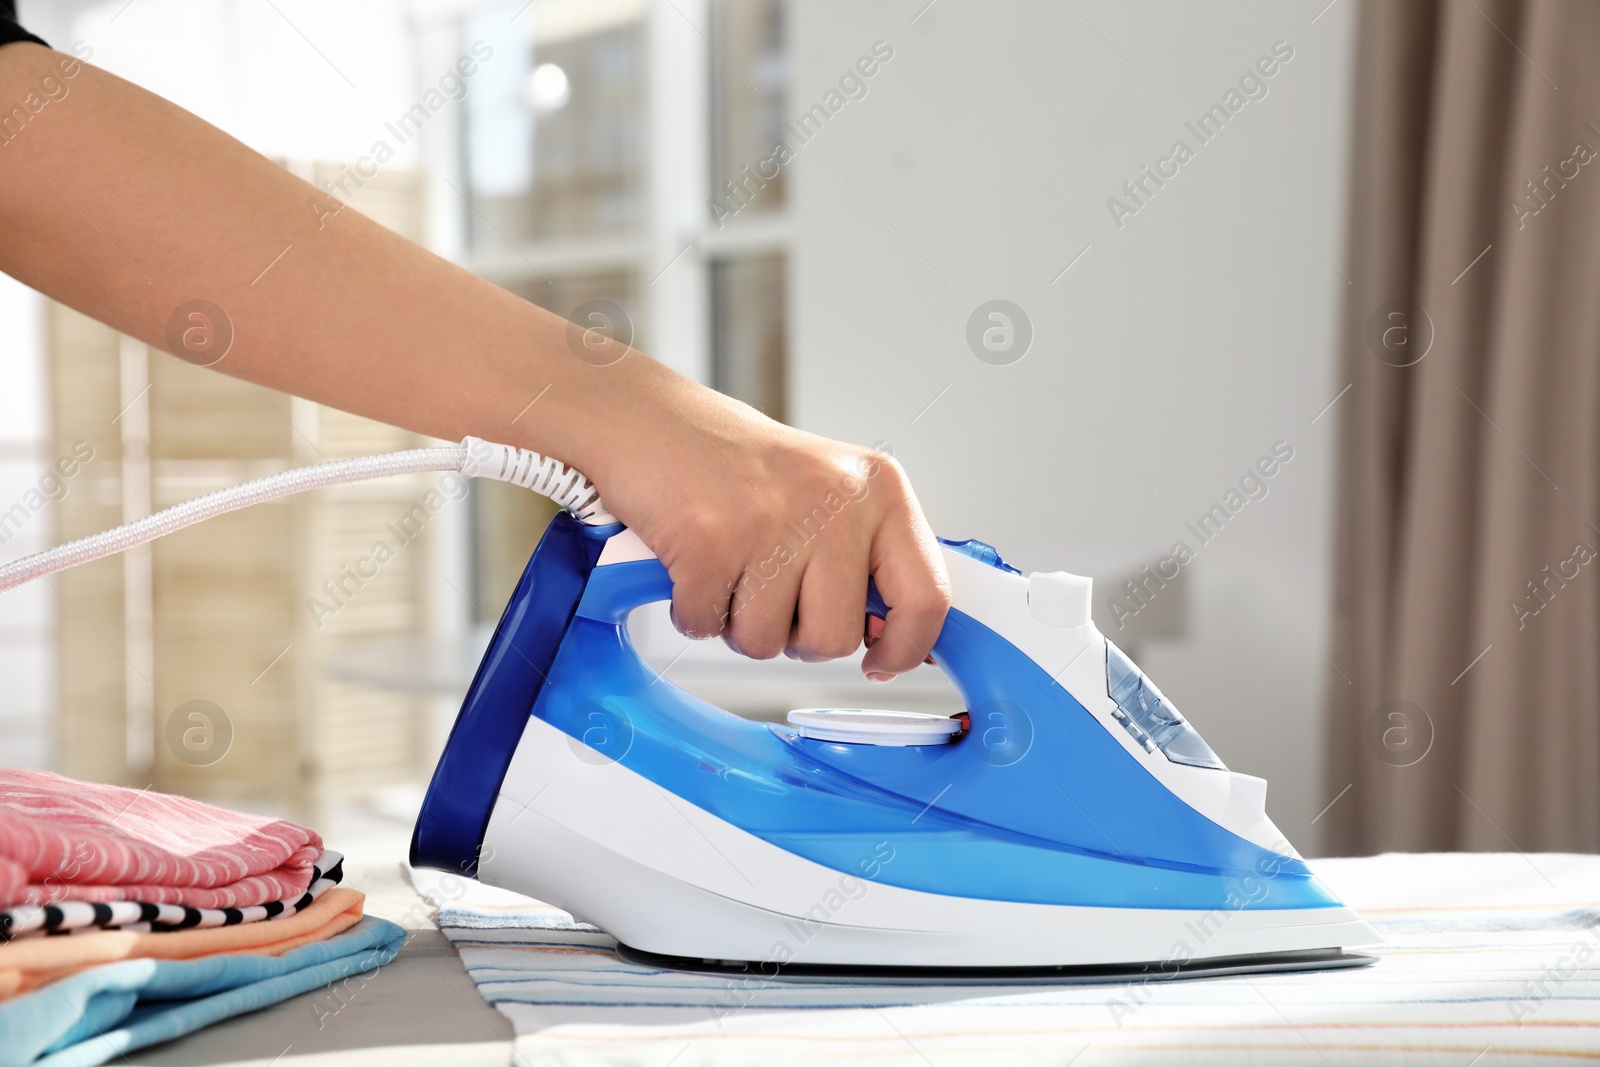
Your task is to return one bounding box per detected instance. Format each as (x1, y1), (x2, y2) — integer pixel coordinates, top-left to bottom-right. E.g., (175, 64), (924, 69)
(937, 536), (1021, 574)
(786, 708), (963, 746)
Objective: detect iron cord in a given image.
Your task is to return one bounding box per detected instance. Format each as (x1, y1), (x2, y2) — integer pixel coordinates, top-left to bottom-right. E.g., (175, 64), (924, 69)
(0, 437), (611, 593)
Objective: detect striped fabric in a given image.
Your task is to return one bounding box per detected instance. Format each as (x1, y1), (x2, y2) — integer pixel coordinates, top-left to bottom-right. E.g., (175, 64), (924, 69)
(412, 853), (1600, 1065)
(0, 771), (321, 909)
(0, 851), (344, 940)
(0, 886), (369, 1001)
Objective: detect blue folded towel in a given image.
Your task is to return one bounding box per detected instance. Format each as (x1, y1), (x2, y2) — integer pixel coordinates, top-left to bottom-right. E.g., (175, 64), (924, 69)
(0, 915), (407, 1067)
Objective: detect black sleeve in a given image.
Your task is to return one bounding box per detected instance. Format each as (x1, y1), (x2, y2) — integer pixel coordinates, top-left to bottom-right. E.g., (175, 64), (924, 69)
(0, 1), (47, 49)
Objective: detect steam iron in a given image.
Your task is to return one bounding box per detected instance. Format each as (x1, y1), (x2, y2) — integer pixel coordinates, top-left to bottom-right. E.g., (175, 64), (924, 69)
(412, 513), (1378, 981)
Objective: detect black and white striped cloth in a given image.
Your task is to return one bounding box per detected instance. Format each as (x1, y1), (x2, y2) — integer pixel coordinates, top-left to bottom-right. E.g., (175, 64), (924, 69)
(0, 850), (343, 940)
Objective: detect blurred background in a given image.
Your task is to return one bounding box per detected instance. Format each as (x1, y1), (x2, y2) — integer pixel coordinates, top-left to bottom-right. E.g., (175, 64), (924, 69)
(2, 0), (1593, 859)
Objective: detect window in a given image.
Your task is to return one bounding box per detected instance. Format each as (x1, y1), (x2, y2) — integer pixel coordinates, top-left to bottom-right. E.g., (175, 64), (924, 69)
(709, 0), (787, 218)
(1105, 641), (1226, 770)
(464, 1), (646, 245)
(451, 0), (792, 608)
(711, 254), (785, 419)
(706, 0), (790, 419)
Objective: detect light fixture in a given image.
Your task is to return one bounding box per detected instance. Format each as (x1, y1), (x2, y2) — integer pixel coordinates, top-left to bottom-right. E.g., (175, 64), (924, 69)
(523, 63), (571, 112)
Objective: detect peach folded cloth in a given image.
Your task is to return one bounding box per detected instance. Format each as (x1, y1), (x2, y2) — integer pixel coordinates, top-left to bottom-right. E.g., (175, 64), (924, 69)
(0, 885), (367, 1000)
(0, 770), (322, 908)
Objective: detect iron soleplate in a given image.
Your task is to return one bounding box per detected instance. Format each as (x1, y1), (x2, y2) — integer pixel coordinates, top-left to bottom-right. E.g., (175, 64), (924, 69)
(615, 943), (1378, 985)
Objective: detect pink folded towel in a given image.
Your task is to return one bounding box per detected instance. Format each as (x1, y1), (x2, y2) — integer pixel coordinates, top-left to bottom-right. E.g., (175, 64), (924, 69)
(0, 771), (322, 909)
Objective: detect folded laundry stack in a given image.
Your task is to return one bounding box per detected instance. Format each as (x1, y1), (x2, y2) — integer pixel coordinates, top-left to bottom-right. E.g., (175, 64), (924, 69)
(0, 770), (321, 910)
(0, 849), (346, 939)
(0, 771), (405, 1067)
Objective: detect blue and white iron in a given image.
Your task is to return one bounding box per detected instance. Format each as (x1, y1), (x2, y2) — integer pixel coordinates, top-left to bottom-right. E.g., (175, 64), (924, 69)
(412, 511), (1379, 981)
(0, 428), (1377, 980)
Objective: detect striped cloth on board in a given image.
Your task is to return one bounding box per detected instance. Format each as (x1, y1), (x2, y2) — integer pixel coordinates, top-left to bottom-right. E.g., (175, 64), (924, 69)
(411, 853), (1600, 1066)
(0, 771), (321, 909)
(0, 851), (344, 940)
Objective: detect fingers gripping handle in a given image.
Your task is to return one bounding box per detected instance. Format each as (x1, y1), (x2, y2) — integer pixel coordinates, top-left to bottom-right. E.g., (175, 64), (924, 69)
(573, 556), (894, 626)
(571, 550), (985, 737)
(570, 550), (944, 702)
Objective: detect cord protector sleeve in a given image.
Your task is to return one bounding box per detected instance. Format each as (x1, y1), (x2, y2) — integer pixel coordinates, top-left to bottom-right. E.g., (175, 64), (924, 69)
(0, 437), (613, 594)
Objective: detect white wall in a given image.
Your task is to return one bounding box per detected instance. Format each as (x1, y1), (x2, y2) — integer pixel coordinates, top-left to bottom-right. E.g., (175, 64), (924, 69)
(788, 0), (1355, 852)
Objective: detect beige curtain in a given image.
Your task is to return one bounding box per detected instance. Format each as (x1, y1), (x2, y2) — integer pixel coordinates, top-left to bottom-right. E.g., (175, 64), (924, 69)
(1325, 0), (1600, 854)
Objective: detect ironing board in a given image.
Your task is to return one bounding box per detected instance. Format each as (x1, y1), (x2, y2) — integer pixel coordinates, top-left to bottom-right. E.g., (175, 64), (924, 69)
(411, 852), (1600, 1066)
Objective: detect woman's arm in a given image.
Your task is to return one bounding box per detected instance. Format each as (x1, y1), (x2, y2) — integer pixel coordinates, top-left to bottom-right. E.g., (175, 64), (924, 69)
(0, 43), (949, 676)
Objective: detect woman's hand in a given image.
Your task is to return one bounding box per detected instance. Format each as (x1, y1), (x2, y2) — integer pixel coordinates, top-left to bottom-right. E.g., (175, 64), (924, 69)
(0, 43), (951, 677)
(572, 372), (951, 681)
